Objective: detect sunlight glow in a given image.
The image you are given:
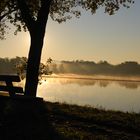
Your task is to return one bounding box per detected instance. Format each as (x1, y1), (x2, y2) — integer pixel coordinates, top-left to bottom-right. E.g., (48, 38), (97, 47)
(0, 1), (140, 64)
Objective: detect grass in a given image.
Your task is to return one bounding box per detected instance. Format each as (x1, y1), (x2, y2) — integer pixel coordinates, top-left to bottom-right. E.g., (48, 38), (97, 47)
(0, 96), (140, 140)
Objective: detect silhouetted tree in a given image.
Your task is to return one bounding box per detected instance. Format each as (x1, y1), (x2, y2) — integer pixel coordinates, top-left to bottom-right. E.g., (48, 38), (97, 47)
(0, 0), (134, 96)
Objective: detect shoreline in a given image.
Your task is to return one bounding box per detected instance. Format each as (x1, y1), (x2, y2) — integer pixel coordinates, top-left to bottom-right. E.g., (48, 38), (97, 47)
(0, 97), (140, 140)
(42, 74), (140, 83)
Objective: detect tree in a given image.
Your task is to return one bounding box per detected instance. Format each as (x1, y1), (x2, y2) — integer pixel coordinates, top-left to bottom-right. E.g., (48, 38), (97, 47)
(0, 0), (134, 97)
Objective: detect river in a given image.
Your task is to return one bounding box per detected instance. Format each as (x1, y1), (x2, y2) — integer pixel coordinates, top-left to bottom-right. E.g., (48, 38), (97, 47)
(36, 75), (140, 113)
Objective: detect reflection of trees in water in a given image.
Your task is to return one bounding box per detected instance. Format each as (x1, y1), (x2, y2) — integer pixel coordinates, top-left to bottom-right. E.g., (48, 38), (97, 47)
(117, 81), (140, 89)
(97, 80), (110, 88)
(45, 77), (140, 89)
(51, 78), (111, 87)
(58, 79), (96, 86)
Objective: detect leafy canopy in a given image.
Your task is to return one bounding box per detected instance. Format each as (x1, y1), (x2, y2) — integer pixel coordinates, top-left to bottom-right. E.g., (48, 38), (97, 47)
(0, 0), (134, 39)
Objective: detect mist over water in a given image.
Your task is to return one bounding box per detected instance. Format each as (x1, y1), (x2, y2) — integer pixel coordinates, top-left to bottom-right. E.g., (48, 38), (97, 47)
(37, 74), (140, 113)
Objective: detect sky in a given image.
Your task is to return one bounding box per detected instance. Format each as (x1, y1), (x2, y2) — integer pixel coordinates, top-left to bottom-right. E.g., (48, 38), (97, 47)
(0, 0), (140, 64)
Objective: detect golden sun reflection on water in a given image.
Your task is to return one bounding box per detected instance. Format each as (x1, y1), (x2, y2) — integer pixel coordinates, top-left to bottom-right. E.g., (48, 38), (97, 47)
(37, 75), (140, 113)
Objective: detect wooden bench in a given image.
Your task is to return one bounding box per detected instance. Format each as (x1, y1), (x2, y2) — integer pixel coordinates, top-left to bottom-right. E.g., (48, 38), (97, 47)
(0, 75), (24, 96)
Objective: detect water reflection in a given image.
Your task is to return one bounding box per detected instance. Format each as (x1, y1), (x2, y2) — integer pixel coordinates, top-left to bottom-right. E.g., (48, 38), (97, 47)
(58, 79), (96, 86)
(37, 77), (140, 113)
(42, 77), (140, 89)
(117, 81), (140, 89)
(97, 80), (111, 88)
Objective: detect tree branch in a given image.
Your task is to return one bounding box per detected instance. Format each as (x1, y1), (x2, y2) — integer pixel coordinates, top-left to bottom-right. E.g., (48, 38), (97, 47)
(0, 9), (16, 21)
(0, 0), (15, 21)
(17, 0), (35, 31)
(37, 0), (52, 31)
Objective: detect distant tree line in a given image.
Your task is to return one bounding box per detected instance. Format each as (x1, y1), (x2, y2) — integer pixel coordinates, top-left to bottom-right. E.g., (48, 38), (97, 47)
(0, 58), (140, 76)
(0, 57), (27, 76)
(0, 57), (52, 78)
(49, 60), (140, 76)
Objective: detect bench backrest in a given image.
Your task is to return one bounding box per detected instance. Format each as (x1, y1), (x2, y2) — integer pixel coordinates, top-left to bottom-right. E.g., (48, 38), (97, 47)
(0, 75), (24, 96)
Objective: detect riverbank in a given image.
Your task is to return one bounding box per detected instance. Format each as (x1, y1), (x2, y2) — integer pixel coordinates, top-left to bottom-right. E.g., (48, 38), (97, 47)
(0, 96), (140, 140)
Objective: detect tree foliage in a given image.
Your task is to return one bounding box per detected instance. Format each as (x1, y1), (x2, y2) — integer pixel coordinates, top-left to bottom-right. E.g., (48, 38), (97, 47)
(0, 0), (134, 96)
(0, 0), (134, 39)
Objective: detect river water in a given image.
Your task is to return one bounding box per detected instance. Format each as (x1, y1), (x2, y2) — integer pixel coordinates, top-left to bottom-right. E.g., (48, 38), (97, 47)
(36, 75), (140, 113)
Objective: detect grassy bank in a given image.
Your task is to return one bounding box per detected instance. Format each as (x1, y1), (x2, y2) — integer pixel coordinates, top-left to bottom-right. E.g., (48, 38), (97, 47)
(0, 96), (140, 140)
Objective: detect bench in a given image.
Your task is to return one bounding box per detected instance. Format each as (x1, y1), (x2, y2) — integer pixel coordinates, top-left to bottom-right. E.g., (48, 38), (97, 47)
(0, 75), (24, 96)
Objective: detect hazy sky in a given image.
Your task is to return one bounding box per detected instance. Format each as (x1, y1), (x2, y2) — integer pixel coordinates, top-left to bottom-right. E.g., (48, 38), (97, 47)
(0, 0), (140, 64)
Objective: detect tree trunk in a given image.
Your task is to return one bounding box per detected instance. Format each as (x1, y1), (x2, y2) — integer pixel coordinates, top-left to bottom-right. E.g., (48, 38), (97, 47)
(19, 0), (52, 97)
(24, 26), (44, 97)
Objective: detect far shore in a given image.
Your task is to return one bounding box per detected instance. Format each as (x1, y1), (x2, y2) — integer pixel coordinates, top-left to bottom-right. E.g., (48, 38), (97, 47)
(42, 74), (140, 82)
